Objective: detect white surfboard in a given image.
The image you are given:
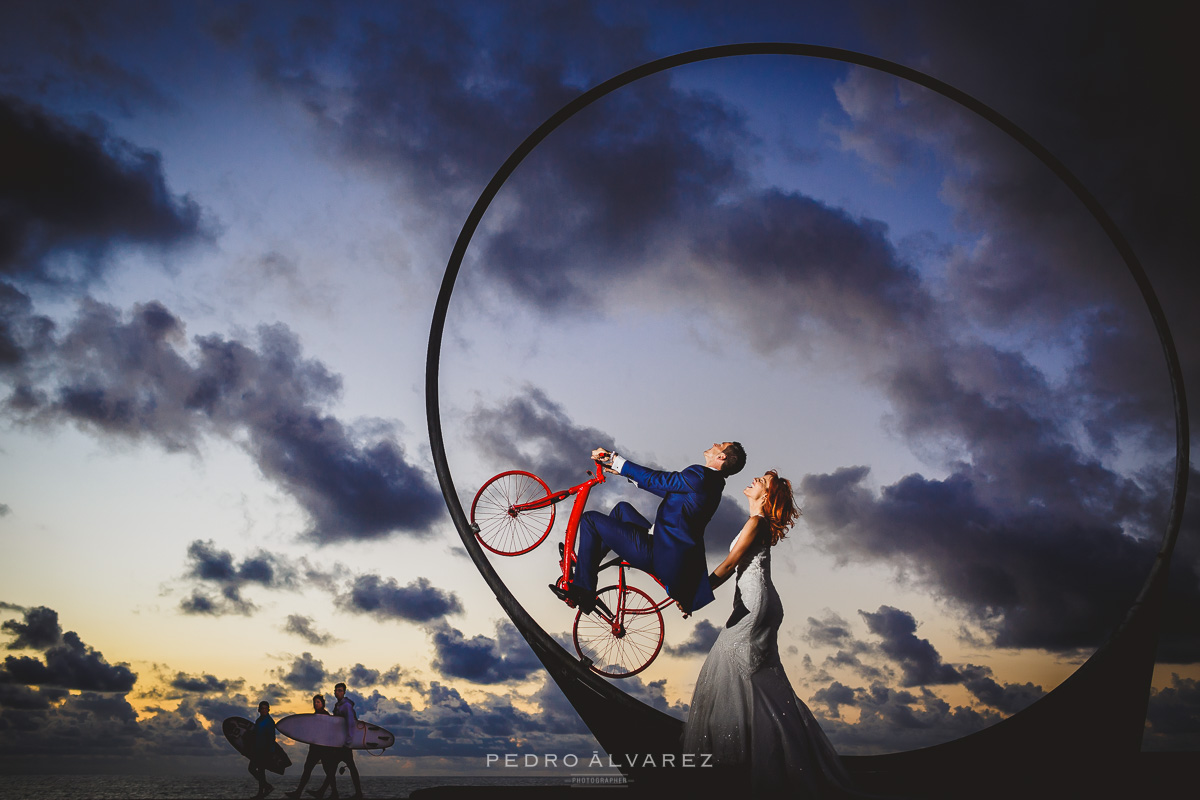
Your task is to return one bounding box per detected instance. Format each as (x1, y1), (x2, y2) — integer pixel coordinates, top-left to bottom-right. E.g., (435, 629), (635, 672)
(276, 713), (395, 750)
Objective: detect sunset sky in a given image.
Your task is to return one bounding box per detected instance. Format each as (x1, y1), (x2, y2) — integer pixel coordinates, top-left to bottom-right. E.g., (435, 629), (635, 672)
(1, 0), (1197, 777)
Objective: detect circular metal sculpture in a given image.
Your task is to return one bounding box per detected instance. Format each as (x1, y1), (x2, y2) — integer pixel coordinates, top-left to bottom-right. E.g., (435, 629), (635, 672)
(425, 44), (1188, 795)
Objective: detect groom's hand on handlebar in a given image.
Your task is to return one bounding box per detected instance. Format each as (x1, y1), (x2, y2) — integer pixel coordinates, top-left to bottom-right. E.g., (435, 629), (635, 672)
(591, 447), (621, 474)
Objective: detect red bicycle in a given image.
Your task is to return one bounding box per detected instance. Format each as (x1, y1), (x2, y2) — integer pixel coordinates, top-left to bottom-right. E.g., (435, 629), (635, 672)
(470, 459), (680, 678)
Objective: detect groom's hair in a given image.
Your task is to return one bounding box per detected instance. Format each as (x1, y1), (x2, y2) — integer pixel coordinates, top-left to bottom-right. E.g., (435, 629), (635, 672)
(720, 442), (746, 475)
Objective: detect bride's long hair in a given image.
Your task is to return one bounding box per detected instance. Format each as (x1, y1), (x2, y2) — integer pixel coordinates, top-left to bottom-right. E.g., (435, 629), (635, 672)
(763, 469), (800, 546)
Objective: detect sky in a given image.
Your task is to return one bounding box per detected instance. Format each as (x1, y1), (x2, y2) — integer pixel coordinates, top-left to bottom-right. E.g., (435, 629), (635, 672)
(1, 0), (1198, 779)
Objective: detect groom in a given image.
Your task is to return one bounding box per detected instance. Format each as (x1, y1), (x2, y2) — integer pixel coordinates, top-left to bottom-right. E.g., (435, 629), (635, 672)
(562, 441), (746, 615)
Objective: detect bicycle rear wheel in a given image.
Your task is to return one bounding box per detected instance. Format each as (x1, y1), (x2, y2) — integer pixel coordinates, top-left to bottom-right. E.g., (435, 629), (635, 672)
(573, 585), (664, 678)
(470, 471), (555, 556)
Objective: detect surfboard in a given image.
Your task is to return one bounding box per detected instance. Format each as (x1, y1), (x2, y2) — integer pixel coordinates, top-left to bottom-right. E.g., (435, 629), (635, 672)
(276, 713), (396, 750)
(222, 716), (292, 775)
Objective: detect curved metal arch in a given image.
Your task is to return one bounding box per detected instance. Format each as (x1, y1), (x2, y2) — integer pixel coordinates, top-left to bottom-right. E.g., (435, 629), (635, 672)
(425, 43), (1188, 792)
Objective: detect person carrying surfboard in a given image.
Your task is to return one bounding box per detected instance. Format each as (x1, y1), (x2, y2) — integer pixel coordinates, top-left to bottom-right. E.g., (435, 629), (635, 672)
(249, 701), (277, 799)
(284, 694), (337, 800)
(310, 682), (363, 799)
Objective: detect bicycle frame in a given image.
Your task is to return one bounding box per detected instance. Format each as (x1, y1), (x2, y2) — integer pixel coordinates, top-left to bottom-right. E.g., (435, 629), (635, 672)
(505, 460), (609, 595)
(599, 557), (678, 618)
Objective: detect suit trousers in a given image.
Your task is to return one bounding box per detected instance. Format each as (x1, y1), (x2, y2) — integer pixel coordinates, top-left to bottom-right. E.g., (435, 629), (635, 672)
(575, 502), (655, 593)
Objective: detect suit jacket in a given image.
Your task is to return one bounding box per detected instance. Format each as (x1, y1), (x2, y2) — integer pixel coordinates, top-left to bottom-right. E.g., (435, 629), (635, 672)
(618, 459), (723, 613)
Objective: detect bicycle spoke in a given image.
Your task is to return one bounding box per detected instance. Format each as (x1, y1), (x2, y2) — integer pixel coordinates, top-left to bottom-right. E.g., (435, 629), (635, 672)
(471, 471), (555, 556)
(573, 585), (664, 678)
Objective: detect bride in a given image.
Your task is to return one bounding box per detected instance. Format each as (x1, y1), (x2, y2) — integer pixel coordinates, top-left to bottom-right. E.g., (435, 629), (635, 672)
(682, 470), (862, 797)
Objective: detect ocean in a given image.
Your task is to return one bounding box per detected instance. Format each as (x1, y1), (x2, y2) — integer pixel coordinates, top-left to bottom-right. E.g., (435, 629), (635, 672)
(0, 775), (586, 799)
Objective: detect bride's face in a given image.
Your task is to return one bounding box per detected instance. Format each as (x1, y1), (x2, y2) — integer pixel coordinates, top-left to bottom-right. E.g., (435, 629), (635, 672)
(743, 473), (772, 502)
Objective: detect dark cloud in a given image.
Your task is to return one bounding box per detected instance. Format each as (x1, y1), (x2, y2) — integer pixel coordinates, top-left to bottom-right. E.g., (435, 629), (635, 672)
(841, 6), (1190, 452)
(336, 575), (462, 624)
(814, 681), (1002, 755)
(137, 705), (223, 759)
(1144, 674), (1200, 751)
(350, 677), (588, 759)
(822, 648), (889, 684)
(0, 282), (55, 372)
(0, 3), (177, 114)
(276, 652), (327, 693)
(0, 683), (68, 710)
(839, 4), (1199, 666)
(177, 591), (219, 616)
(168, 672), (242, 695)
(801, 467), (1178, 654)
(72, 691), (138, 724)
(0, 688), (234, 765)
(703, 492), (756, 558)
(346, 663), (380, 687)
(811, 680), (856, 719)
(342, 671), (619, 759)
(2, 606), (62, 650)
(380, 666), (408, 686)
(429, 621), (542, 685)
(178, 539), (298, 616)
(283, 614), (337, 647)
(957, 664), (1044, 716)
(0, 95), (202, 285)
(804, 611), (856, 650)
(689, 188), (931, 349)
(802, 610), (889, 682)
(665, 620), (720, 657)
(186, 539), (295, 587)
(466, 388), (618, 492)
(801, 604), (1052, 719)
(1, 630), (135, 692)
(624, 676), (689, 718)
(187, 692), (254, 729)
(862, 0), (1198, 393)
(528, 675), (593, 737)
(803, 605), (1050, 724)
(248, 2), (748, 314)
(677, 114), (1184, 661)
(470, 77), (747, 311)
(0, 651), (601, 766)
(859, 606), (959, 687)
(3, 300), (444, 542)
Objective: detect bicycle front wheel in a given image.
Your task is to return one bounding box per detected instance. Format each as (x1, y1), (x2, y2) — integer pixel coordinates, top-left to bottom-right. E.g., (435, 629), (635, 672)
(470, 471), (555, 556)
(573, 585), (664, 678)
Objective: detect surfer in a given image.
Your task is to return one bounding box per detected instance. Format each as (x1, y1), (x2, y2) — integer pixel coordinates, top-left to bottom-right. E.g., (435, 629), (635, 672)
(310, 682), (363, 799)
(249, 701), (277, 799)
(284, 694), (337, 800)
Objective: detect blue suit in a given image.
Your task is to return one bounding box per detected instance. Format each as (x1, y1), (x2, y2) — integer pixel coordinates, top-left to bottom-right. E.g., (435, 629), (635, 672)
(575, 460), (723, 613)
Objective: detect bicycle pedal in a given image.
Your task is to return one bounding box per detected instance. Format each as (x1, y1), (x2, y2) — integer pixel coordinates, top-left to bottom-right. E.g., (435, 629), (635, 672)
(548, 583), (573, 606)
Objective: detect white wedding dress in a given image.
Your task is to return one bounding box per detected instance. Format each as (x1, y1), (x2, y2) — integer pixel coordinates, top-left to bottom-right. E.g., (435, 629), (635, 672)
(682, 531), (860, 797)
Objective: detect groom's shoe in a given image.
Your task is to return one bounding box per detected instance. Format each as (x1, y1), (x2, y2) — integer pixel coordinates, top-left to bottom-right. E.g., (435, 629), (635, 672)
(549, 583), (597, 614)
